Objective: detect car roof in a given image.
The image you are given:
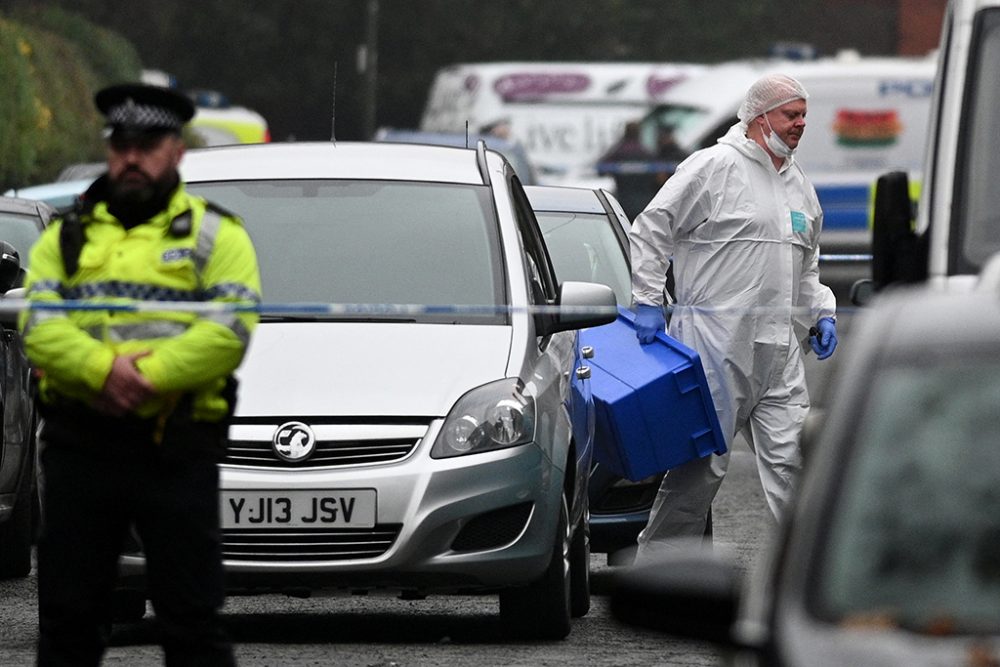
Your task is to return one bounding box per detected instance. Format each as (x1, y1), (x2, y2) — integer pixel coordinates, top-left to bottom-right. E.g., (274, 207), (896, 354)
(523, 185), (607, 214)
(180, 141), (488, 184)
(0, 195), (57, 221)
(375, 128), (520, 151)
(3, 181), (90, 211)
(863, 285), (1000, 358)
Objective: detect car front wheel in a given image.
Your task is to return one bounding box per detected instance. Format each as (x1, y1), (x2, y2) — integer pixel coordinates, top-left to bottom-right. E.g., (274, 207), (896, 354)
(499, 494), (572, 640)
(569, 498), (590, 618)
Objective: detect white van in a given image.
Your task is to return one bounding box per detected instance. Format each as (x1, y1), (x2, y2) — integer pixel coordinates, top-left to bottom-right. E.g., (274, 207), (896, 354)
(420, 62), (706, 185)
(631, 53), (937, 231)
(863, 0), (1000, 294)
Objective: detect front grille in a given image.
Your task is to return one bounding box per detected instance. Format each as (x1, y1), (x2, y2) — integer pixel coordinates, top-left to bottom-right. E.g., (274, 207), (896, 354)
(225, 438), (418, 467)
(223, 525), (402, 562)
(223, 420), (430, 469)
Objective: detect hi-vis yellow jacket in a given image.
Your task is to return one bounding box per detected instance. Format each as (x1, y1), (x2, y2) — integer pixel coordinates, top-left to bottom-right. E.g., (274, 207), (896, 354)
(19, 184), (261, 423)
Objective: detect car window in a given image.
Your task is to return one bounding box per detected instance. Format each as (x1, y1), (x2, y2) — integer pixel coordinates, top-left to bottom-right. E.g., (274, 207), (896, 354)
(813, 354), (1000, 633)
(188, 180), (506, 324)
(536, 211), (630, 305)
(0, 211), (44, 268)
(508, 177), (557, 303)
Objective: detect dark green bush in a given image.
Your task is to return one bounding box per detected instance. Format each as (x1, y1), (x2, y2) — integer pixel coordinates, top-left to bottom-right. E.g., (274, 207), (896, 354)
(0, 17), (41, 191)
(0, 8), (142, 191)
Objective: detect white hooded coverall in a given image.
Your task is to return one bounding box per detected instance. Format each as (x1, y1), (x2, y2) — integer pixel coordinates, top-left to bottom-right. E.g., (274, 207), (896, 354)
(629, 121), (836, 556)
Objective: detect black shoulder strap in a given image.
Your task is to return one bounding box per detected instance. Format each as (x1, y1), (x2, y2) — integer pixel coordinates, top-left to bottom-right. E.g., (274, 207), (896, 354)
(59, 175), (107, 277)
(59, 209), (86, 278)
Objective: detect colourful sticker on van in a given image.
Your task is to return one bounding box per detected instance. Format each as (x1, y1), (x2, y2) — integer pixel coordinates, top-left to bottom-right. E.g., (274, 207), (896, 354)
(833, 109), (902, 147)
(790, 211), (808, 233)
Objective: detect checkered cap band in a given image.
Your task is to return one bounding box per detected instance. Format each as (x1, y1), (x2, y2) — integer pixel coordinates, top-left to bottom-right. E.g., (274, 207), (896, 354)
(107, 97), (183, 131)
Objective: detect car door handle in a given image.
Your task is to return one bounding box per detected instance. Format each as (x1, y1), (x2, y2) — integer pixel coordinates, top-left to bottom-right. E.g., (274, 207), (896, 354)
(576, 366), (591, 380)
(581, 346), (594, 359)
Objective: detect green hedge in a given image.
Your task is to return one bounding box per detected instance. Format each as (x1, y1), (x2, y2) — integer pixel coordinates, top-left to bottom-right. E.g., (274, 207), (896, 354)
(0, 7), (142, 191)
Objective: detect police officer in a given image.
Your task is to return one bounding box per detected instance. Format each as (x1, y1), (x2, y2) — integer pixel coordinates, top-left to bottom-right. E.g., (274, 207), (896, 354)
(20, 83), (261, 666)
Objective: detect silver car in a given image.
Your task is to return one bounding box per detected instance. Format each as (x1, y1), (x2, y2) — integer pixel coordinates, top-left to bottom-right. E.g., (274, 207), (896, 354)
(116, 141), (616, 639)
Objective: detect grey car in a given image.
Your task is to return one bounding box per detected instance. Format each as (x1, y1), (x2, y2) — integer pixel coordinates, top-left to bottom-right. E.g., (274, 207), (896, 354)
(611, 269), (1000, 664)
(0, 196), (55, 578)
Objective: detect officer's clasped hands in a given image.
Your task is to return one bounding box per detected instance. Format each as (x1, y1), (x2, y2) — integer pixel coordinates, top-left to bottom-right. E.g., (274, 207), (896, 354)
(93, 352), (156, 416)
(634, 304), (666, 345)
(810, 317), (837, 360)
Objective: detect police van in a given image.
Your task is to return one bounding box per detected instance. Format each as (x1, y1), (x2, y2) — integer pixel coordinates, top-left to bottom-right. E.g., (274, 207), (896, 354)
(625, 52), (937, 232)
(864, 0), (1000, 296)
(419, 62), (706, 186)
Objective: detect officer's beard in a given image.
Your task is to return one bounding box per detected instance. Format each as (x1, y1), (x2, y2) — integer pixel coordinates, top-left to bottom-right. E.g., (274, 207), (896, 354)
(107, 168), (180, 228)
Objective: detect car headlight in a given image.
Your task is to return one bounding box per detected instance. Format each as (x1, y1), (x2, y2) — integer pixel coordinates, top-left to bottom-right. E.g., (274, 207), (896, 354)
(431, 378), (536, 458)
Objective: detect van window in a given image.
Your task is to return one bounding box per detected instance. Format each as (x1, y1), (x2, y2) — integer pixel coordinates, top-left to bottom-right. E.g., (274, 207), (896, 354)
(638, 104), (711, 154)
(954, 8), (1000, 273)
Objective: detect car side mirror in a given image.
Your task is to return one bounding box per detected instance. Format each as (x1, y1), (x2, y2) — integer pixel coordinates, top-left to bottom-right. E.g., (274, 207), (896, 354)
(0, 242), (22, 293)
(610, 547), (744, 648)
(538, 281), (617, 336)
(870, 171), (926, 290)
(849, 278), (875, 307)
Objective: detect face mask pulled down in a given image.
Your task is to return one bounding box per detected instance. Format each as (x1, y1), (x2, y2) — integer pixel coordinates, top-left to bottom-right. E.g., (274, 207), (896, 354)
(763, 113), (796, 159)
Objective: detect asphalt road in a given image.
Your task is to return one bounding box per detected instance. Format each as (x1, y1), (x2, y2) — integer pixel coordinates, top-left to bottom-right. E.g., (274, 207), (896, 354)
(0, 313), (854, 667)
(0, 451), (770, 667)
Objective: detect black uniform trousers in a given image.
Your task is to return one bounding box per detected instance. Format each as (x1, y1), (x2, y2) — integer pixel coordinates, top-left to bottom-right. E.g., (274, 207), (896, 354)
(35, 411), (236, 667)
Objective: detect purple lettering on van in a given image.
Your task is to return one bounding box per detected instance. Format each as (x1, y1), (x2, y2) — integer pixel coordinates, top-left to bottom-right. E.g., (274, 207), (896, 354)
(494, 73), (591, 101)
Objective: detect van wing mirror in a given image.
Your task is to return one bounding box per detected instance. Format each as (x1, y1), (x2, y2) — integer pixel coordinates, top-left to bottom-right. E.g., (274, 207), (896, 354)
(870, 170), (927, 290)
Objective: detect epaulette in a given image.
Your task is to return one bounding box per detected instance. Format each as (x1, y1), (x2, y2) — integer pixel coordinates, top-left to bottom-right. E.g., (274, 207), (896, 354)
(205, 199), (239, 220)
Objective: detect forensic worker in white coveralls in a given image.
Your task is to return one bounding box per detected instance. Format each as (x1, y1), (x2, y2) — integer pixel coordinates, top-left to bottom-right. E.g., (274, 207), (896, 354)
(628, 73), (838, 560)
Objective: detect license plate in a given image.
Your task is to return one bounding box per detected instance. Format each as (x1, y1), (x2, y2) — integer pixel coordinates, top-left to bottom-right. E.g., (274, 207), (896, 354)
(221, 489), (376, 529)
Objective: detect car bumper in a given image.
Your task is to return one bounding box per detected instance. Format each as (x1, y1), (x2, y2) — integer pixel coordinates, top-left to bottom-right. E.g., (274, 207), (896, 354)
(119, 436), (564, 594)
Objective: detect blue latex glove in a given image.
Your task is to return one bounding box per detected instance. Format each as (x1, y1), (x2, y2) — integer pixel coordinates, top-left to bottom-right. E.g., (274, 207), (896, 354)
(634, 304), (666, 345)
(810, 317), (837, 360)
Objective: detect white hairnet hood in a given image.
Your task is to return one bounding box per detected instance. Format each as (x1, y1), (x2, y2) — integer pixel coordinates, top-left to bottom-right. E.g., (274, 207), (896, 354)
(737, 74), (809, 125)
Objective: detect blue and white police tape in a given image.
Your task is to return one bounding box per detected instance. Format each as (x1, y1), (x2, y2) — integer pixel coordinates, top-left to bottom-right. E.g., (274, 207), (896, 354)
(0, 300), (855, 317)
(0, 299), (620, 317)
(818, 253), (873, 263)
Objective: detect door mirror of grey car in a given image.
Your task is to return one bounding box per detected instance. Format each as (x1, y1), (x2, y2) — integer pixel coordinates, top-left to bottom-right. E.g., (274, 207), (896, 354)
(539, 281), (617, 337)
(610, 547), (746, 649)
(0, 241), (22, 293)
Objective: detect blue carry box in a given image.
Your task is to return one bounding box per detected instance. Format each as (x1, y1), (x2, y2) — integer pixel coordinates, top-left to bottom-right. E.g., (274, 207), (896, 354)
(580, 307), (726, 482)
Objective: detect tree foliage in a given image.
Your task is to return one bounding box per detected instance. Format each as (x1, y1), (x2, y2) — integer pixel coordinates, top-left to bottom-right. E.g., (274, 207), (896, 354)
(31, 0), (903, 142)
(3, 0), (900, 157)
(0, 6), (141, 189)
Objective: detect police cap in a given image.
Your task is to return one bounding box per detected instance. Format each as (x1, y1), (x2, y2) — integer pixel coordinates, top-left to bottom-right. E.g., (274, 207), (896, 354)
(95, 83), (196, 139)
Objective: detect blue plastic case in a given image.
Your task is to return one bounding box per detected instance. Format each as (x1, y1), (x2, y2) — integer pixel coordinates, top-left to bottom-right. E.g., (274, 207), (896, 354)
(580, 307), (726, 482)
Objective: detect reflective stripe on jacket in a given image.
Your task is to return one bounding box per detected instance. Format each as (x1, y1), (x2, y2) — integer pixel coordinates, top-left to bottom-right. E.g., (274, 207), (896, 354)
(19, 185), (261, 422)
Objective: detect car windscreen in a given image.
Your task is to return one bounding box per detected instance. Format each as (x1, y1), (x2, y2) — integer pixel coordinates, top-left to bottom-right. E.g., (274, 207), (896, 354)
(187, 180), (506, 324)
(0, 211), (43, 268)
(812, 354), (1000, 634)
(536, 211), (630, 306)
(638, 104), (710, 153)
